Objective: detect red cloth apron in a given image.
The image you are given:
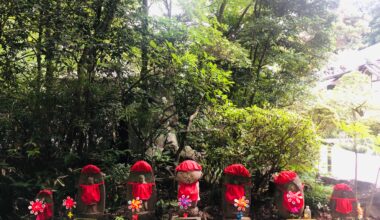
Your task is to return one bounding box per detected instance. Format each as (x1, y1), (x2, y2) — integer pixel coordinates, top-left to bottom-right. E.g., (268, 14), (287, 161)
(331, 197), (355, 214)
(282, 191), (304, 214)
(36, 203), (53, 220)
(80, 182), (103, 205)
(178, 182), (199, 202)
(128, 182), (154, 200)
(225, 184), (245, 204)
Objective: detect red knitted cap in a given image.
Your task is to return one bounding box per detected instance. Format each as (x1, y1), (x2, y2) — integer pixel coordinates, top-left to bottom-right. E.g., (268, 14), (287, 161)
(38, 189), (53, 196)
(334, 183), (353, 191)
(131, 160), (153, 173)
(176, 160), (202, 172)
(81, 164), (101, 174)
(273, 170), (297, 184)
(224, 164), (251, 177)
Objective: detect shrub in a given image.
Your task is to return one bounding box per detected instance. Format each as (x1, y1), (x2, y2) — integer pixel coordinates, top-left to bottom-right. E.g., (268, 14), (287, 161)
(302, 174), (333, 213)
(201, 106), (320, 194)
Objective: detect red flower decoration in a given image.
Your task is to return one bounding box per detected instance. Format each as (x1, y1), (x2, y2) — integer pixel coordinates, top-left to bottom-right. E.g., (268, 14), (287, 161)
(63, 196), (76, 209)
(28, 199), (46, 215)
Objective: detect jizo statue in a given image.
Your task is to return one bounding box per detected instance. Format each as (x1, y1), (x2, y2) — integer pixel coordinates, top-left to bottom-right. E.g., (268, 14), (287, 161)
(175, 160), (203, 217)
(77, 164), (106, 218)
(222, 164), (251, 220)
(330, 183), (357, 219)
(127, 160), (156, 220)
(35, 189), (54, 220)
(273, 171), (304, 219)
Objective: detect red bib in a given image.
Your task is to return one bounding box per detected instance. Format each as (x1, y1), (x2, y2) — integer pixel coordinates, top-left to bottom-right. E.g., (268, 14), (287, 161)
(36, 203), (53, 220)
(178, 182), (199, 202)
(80, 182), (103, 205)
(225, 184), (245, 204)
(332, 197), (354, 214)
(129, 182), (154, 200)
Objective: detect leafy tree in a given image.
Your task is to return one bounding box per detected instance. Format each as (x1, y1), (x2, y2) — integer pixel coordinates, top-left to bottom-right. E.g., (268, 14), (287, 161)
(310, 72), (380, 199)
(333, 12), (370, 50)
(337, 121), (374, 199)
(209, 0), (337, 107)
(367, 0), (380, 45)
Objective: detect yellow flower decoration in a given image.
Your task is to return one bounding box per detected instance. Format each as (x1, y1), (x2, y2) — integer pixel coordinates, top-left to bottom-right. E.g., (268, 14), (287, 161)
(67, 211), (73, 219)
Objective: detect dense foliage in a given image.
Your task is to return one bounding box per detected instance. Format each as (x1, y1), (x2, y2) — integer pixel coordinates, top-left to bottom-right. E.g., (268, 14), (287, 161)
(0, 0), (336, 218)
(201, 106), (319, 189)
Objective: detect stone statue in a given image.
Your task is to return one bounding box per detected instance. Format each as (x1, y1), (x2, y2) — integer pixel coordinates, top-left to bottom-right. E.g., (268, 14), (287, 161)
(273, 170), (304, 219)
(35, 189), (53, 220)
(330, 183), (357, 219)
(127, 160), (156, 220)
(77, 164), (105, 219)
(222, 164), (251, 220)
(175, 160), (203, 217)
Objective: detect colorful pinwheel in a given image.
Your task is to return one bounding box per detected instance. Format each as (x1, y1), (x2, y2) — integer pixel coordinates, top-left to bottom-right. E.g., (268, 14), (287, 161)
(128, 197), (143, 212)
(62, 196), (76, 209)
(28, 199), (46, 215)
(178, 195), (192, 210)
(234, 196), (250, 211)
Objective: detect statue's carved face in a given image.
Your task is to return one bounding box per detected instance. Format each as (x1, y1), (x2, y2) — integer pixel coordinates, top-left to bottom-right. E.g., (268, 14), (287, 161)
(176, 170), (202, 184)
(87, 176), (95, 184)
(287, 183), (298, 192)
(138, 174), (146, 183)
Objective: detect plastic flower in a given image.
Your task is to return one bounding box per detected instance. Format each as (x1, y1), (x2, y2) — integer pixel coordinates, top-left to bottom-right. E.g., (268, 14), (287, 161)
(286, 191), (303, 205)
(234, 196), (249, 211)
(128, 197), (142, 212)
(67, 211), (74, 219)
(28, 199), (46, 215)
(178, 195), (192, 210)
(63, 196), (76, 209)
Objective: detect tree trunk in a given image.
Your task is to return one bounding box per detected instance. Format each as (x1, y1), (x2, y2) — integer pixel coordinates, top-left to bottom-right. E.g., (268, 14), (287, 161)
(355, 150), (358, 199)
(141, 0), (149, 77)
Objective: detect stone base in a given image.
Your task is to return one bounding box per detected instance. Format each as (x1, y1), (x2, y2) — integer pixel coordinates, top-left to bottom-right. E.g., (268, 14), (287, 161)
(171, 216), (201, 220)
(223, 217), (251, 220)
(76, 213), (107, 220)
(132, 211), (156, 220)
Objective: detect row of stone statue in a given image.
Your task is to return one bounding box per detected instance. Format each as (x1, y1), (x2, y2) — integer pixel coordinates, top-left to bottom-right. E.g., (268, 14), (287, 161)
(34, 160), (358, 220)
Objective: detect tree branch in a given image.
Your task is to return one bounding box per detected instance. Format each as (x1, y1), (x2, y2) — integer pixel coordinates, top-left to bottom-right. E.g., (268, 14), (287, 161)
(175, 98), (203, 162)
(226, 3), (252, 39)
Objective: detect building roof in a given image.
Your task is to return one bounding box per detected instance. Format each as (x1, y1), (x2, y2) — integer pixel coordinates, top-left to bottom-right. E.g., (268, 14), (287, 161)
(320, 43), (380, 82)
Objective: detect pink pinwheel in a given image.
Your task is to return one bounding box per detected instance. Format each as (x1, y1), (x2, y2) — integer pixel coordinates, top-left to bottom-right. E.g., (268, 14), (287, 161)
(178, 195), (192, 210)
(286, 191), (303, 205)
(28, 199), (46, 215)
(62, 196), (76, 209)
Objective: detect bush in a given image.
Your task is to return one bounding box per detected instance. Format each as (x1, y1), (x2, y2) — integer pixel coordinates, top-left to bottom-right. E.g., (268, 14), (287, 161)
(200, 106), (320, 194)
(302, 174), (333, 213)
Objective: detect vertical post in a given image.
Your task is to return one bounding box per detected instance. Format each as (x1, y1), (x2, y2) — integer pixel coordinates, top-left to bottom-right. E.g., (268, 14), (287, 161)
(366, 167), (380, 218)
(327, 143), (332, 174)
